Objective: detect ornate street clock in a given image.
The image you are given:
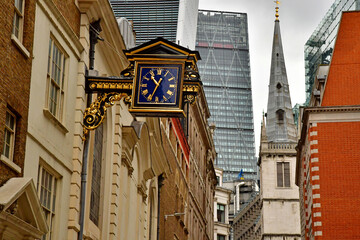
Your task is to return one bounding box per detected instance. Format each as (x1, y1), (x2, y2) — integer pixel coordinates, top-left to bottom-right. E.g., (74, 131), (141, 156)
(131, 62), (184, 116)
(83, 37), (203, 138)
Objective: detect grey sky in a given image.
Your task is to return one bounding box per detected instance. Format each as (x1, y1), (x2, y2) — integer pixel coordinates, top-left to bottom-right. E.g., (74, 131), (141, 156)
(198, 0), (334, 153)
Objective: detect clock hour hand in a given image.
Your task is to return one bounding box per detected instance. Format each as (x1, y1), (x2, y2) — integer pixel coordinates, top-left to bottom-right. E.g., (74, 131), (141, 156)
(149, 78), (163, 101)
(151, 75), (159, 86)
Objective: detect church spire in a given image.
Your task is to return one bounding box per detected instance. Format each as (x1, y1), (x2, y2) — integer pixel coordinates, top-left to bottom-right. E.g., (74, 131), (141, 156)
(265, 4), (297, 143)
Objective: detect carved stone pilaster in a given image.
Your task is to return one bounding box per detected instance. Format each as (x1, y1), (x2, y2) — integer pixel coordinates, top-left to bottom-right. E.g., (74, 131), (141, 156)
(137, 181), (148, 203)
(121, 151), (134, 176)
(121, 126), (139, 176)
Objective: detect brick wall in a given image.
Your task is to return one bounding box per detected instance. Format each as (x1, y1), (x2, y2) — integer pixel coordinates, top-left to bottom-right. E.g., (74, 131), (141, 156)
(159, 120), (189, 240)
(322, 12), (360, 106)
(52, 0), (80, 36)
(0, 0), (36, 185)
(313, 122), (360, 239)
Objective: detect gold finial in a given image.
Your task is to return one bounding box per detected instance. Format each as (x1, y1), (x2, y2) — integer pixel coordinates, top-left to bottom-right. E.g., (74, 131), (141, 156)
(274, 0), (280, 20)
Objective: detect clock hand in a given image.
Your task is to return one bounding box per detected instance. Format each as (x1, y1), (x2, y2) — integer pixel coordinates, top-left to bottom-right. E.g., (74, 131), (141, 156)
(149, 78), (163, 100)
(151, 75), (159, 85)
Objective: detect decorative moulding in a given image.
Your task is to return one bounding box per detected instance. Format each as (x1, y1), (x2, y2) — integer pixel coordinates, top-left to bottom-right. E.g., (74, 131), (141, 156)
(137, 181), (148, 202)
(77, 0), (98, 13)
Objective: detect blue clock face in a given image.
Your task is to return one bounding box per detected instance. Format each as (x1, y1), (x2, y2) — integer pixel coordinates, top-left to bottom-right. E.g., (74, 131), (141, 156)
(136, 64), (181, 105)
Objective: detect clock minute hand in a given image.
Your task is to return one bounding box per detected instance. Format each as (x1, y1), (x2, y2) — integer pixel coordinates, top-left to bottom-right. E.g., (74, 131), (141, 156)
(149, 78), (163, 100)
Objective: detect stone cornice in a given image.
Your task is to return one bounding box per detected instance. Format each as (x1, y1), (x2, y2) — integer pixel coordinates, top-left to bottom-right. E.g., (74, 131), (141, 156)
(304, 105), (360, 113)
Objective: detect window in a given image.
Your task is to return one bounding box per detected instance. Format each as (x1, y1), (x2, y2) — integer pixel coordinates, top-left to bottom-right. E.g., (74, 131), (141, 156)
(13, 0), (25, 40)
(277, 162), (290, 187)
(90, 124), (103, 226)
(217, 234), (226, 240)
(2, 110), (16, 161)
(38, 165), (57, 240)
(217, 204), (225, 223)
(46, 38), (67, 120)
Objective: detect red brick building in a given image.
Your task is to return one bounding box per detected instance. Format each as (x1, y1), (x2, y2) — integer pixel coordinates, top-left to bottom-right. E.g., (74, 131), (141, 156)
(0, 0), (35, 185)
(296, 11), (360, 240)
(159, 94), (217, 240)
(0, 0), (48, 238)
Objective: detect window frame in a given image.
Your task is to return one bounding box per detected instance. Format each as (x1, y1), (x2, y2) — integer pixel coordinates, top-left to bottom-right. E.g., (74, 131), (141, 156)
(12, 0), (25, 42)
(37, 164), (58, 240)
(276, 162), (291, 188)
(217, 234), (226, 240)
(89, 124), (104, 226)
(2, 109), (16, 162)
(45, 36), (67, 121)
(217, 203), (225, 223)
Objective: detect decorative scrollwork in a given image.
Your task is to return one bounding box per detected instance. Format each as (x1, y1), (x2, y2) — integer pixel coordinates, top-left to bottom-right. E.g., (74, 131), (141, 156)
(184, 94), (196, 105)
(184, 64), (200, 81)
(82, 92), (129, 141)
(120, 62), (135, 78)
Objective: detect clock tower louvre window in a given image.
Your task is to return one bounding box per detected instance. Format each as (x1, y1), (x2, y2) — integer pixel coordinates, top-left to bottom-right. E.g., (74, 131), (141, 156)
(277, 162), (290, 188)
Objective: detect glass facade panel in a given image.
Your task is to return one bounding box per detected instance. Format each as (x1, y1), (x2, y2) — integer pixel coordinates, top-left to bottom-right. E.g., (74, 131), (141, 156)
(110, 0), (179, 45)
(304, 0), (360, 104)
(196, 10), (257, 181)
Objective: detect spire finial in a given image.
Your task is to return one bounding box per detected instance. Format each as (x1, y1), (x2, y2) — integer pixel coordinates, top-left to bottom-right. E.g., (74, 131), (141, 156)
(274, 1), (280, 20)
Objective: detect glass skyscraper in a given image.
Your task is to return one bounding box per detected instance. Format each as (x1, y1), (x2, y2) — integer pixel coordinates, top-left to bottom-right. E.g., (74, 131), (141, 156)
(196, 10), (257, 181)
(110, 0), (199, 49)
(304, 0), (360, 104)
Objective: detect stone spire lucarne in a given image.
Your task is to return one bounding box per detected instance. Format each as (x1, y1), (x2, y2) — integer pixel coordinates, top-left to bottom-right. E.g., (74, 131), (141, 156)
(265, 7), (297, 143)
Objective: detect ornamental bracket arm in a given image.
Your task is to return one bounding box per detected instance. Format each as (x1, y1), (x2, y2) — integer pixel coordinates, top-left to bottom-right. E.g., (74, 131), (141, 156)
(82, 65), (135, 141)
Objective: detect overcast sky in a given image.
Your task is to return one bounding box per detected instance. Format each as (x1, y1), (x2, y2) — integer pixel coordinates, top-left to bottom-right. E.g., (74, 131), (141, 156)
(198, 0), (334, 153)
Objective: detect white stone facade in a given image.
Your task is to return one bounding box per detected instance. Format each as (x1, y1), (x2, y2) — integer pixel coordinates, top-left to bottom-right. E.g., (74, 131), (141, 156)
(214, 168), (231, 240)
(176, 0), (199, 50)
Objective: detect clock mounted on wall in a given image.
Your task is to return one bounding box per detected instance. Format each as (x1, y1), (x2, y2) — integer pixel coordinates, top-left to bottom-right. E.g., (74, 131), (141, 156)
(130, 62), (185, 117)
(83, 37), (203, 137)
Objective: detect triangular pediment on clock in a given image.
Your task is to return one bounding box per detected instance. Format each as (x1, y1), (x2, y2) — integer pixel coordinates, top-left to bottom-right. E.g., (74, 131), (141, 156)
(124, 37), (201, 61)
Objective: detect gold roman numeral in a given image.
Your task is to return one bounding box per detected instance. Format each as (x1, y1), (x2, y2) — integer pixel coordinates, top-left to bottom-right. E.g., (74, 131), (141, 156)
(142, 89), (148, 95)
(149, 70), (155, 77)
(169, 84), (175, 88)
(155, 96), (159, 102)
(168, 77), (175, 81)
(157, 69), (162, 75)
(167, 90), (173, 95)
(163, 95), (167, 101)
(164, 70), (170, 77)
(143, 76), (149, 81)
(141, 84), (147, 88)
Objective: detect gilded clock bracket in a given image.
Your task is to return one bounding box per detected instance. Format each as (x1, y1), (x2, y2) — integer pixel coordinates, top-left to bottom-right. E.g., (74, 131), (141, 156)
(82, 92), (131, 141)
(82, 64), (136, 141)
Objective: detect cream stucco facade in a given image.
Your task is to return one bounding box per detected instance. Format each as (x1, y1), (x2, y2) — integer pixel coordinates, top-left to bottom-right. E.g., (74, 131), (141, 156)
(214, 168), (231, 240)
(24, 1), (84, 239)
(23, 0), (170, 239)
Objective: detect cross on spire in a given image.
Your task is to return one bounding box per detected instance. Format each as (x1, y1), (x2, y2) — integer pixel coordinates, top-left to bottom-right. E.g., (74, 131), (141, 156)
(274, 1), (280, 20)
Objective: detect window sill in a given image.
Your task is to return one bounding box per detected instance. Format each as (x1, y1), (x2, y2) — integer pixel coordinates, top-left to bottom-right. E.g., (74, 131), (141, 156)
(0, 155), (21, 174)
(11, 34), (30, 58)
(43, 109), (69, 134)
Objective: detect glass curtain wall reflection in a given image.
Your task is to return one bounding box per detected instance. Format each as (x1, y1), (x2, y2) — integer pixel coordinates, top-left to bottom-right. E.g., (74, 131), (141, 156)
(304, 0), (360, 104)
(196, 10), (257, 181)
(110, 0), (179, 45)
